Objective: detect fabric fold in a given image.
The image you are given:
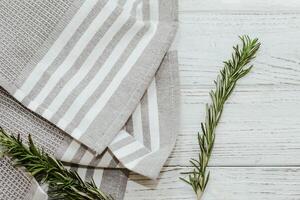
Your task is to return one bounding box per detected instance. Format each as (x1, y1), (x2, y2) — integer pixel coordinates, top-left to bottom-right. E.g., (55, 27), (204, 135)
(109, 51), (179, 179)
(0, 87), (129, 200)
(1, 0), (178, 154)
(0, 0), (178, 198)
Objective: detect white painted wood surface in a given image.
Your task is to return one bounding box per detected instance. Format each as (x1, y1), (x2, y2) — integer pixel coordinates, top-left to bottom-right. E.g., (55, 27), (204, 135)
(125, 0), (300, 199)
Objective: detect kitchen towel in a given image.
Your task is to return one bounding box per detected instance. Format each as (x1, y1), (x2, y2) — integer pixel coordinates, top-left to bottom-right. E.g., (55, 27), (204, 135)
(0, 0), (179, 199)
(0, 50), (178, 199)
(0, 156), (129, 200)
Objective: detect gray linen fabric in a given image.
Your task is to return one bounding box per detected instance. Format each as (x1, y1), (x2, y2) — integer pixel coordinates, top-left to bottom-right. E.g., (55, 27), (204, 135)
(0, 87), (129, 200)
(0, 0), (178, 199)
(0, 0), (178, 154)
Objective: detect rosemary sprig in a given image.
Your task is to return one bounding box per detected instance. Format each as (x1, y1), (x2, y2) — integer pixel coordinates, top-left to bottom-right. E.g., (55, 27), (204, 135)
(0, 127), (112, 200)
(180, 36), (260, 199)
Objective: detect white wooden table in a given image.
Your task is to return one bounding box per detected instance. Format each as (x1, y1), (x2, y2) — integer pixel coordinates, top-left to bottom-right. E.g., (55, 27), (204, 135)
(124, 0), (300, 199)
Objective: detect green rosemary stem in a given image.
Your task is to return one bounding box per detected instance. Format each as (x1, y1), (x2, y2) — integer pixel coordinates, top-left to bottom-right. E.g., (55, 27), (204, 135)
(0, 127), (112, 200)
(180, 36), (260, 200)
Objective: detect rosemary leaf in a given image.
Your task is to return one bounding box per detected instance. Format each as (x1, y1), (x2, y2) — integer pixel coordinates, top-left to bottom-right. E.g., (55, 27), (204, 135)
(181, 36), (260, 200)
(0, 127), (112, 200)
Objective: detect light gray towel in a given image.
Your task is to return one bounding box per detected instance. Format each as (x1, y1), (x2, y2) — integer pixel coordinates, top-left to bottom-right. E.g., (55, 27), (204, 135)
(0, 0), (178, 199)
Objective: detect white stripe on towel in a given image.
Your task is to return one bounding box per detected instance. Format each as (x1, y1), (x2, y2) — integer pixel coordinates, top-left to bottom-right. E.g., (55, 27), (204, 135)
(110, 129), (130, 145)
(113, 140), (145, 159)
(31, 179), (48, 200)
(60, 140), (81, 162)
(14, 0), (99, 101)
(107, 0), (160, 172)
(77, 167), (88, 181)
(124, 153), (148, 169)
(71, 1), (158, 138)
(93, 169), (104, 187)
(79, 150), (95, 165)
(57, 0), (140, 134)
(42, 0), (138, 119)
(132, 103), (144, 144)
(28, 0), (117, 111)
(147, 78), (160, 151)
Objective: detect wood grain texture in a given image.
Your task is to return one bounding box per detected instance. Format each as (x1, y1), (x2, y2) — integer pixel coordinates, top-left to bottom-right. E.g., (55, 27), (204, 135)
(168, 85), (300, 167)
(126, 167), (300, 200)
(125, 0), (300, 199)
(180, 0), (300, 11)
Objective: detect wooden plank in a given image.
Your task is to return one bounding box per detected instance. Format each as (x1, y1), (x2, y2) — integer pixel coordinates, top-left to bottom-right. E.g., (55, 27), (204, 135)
(125, 1), (300, 200)
(165, 6), (300, 166)
(125, 167), (300, 200)
(180, 0), (300, 12)
(167, 85), (300, 166)
(177, 12), (300, 86)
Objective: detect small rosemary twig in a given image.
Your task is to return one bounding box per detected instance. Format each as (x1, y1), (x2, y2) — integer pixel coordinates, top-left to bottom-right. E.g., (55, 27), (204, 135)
(180, 36), (260, 200)
(0, 127), (112, 200)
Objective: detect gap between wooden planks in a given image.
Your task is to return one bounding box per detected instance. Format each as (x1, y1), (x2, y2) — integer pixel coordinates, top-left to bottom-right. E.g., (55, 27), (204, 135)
(125, 0), (300, 199)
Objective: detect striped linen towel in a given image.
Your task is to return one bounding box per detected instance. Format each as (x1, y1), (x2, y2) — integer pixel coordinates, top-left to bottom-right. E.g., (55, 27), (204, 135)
(0, 0), (179, 199)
